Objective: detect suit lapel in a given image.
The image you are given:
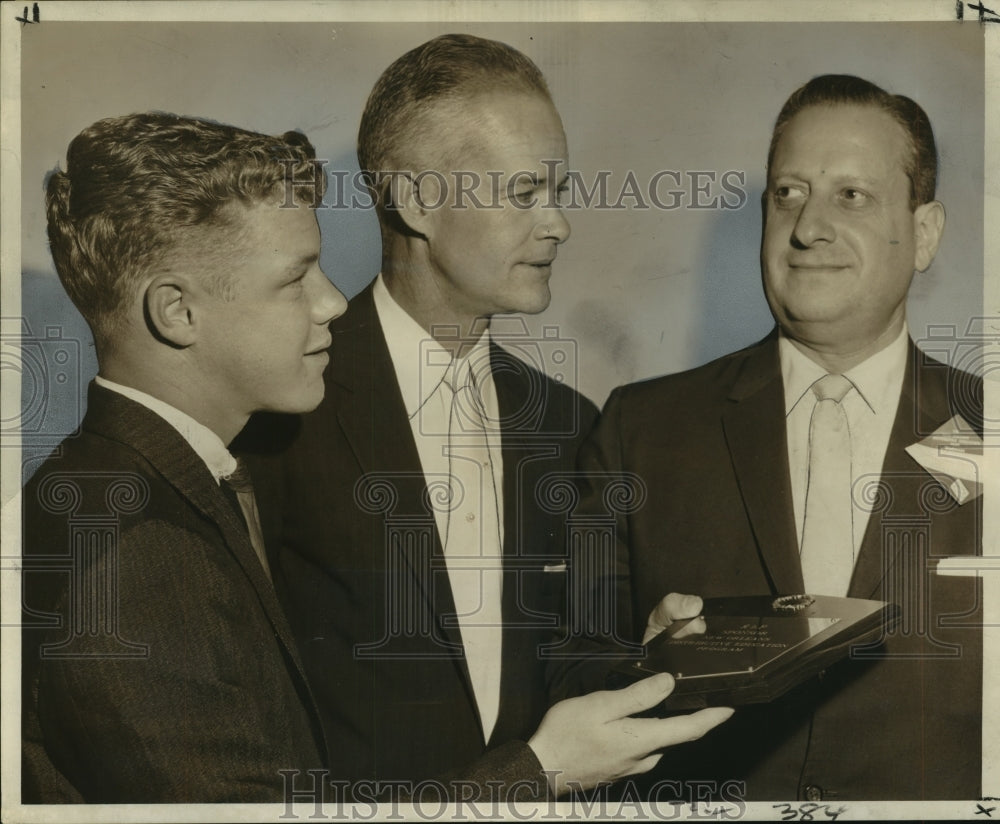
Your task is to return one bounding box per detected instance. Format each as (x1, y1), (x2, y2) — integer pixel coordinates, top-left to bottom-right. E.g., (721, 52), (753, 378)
(849, 341), (954, 599)
(492, 342), (536, 565)
(490, 341), (559, 746)
(327, 287), (425, 488)
(83, 384), (327, 754)
(721, 335), (805, 595)
(330, 286), (472, 672)
(87, 385), (289, 614)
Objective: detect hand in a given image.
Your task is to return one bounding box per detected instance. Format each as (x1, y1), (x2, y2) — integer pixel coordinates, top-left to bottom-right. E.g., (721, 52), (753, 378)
(643, 592), (707, 644)
(528, 673), (733, 797)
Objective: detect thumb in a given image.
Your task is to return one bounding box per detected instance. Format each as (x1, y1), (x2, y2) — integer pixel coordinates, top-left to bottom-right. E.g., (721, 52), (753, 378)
(662, 592), (703, 622)
(645, 593), (703, 643)
(604, 672), (676, 720)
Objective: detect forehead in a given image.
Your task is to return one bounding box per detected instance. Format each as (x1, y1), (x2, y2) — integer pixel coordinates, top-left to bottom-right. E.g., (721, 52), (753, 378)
(186, 198), (318, 260)
(422, 91), (568, 171)
(770, 103), (910, 182)
(236, 198), (319, 246)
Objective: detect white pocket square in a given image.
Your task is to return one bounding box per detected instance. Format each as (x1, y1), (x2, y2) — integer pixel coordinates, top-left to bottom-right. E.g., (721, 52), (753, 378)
(542, 562), (567, 573)
(905, 414), (983, 505)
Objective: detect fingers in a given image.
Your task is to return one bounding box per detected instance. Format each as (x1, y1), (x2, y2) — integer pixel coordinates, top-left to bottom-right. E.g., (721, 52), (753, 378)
(663, 592), (703, 622)
(529, 688), (734, 792)
(631, 752), (664, 777)
(602, 704), (734, 766)
(642, 622), (665, 645)
(647, 706), (735, 747)
(599, 672), (676, 719)
(644, 593), (704, 644)
(670, 615), (707, 640)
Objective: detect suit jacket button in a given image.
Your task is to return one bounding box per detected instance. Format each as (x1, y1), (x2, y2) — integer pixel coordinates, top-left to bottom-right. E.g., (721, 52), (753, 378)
(804, 785), (823, 802)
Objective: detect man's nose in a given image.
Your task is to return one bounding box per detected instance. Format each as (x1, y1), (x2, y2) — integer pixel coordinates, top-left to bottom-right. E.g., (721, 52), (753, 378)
(791, 196), (836, 247)
(535, 206), (571, 244)
(312, 271), (348, 324)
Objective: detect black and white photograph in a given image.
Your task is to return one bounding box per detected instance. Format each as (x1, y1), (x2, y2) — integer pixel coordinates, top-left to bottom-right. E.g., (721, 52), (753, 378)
(1, 1), (996, 821)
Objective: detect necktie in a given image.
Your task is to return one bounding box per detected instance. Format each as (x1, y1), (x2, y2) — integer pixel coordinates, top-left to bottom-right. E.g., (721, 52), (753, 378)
(799, 373), (855, 596)
(441, 359), (503, 742)
(221, 459), (272, 582)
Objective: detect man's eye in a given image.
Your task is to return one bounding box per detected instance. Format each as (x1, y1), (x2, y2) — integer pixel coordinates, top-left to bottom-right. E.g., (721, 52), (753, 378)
(512, 189), (536, 205)
(772, 186), (805, 208)
(839, 188), (871, 207)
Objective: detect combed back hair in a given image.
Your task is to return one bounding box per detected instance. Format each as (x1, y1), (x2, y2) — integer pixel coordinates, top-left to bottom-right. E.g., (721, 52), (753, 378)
(767, 74), (937, 210)
(46, 111), (325, 347)
(357, 33), (551, 204)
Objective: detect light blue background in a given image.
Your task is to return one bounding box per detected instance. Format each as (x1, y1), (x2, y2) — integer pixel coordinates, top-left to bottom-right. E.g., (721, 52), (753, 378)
(15, 21), (985, 478)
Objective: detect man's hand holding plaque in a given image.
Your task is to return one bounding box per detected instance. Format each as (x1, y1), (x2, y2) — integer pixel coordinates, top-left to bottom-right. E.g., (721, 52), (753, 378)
(617, 594), (900, 712)
(643, 593), (709, 644)
(529, 593), (733, 796)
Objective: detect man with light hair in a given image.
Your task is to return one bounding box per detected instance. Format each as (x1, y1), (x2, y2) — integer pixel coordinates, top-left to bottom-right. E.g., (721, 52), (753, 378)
(22, 112), (347, 802)
(254, 33), (731, 801)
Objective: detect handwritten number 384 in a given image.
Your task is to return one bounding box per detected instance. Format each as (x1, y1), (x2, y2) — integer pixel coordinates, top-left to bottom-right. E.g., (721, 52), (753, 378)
(772, 803), (848, 821)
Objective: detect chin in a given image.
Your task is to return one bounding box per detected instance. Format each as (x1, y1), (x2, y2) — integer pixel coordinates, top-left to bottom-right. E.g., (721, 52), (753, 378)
(511, 287), (552, 316)
(298, 389), (327, 414)
(272, 385), (327, 416)
(777, 289), (852, 321)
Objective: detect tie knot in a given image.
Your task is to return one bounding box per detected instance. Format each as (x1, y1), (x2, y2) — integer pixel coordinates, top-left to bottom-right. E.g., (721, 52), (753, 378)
(444, 356), (492, 433)
(444, 358), (485, 408)
(221, 457), (253, 493)
(443, 356), (475, 392)
(811, 373), (852, 404)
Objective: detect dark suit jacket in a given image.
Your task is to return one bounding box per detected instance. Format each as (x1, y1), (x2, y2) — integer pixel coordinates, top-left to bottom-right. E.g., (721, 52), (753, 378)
(21, 384), (326, 803)
(251, 283), (598, 799)
(571, 333), (982, 801)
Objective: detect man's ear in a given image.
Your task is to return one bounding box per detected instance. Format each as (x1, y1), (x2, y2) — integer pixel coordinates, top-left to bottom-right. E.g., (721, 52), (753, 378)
(145, 274), (198, 347)
(913, 200), (945, 273)
(389, 171), (440, 237)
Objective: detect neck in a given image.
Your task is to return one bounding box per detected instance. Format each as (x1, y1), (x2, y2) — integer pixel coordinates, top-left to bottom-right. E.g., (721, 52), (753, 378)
(382, 259), (490, 356)
(99, 351), (247, 445)
(783, 319), (906, 374)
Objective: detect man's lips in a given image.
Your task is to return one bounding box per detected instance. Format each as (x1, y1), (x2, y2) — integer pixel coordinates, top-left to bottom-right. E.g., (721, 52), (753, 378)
(305, 338), (332, 356)
(787, 260), (849, 270)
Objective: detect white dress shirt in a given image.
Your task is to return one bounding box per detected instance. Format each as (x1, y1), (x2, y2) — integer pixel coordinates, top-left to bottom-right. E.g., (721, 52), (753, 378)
(781, 325), (908, 561)
(373, 273), (505, 741)
(94, 375), (237, 483)
(372, 274), (505, 549)
(95, 376), (273, 580)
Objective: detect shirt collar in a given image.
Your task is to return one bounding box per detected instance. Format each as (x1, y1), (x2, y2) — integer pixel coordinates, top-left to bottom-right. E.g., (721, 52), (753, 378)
(372, 273), (493, 418)
(94, 375), (237, 482)
(779, 324), (909, 416)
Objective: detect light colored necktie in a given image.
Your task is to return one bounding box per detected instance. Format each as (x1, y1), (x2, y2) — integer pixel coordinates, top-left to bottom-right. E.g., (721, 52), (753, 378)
(221, 459), (272, 582)
(442, 360), (503, 742)
(799, 373), (854, 596)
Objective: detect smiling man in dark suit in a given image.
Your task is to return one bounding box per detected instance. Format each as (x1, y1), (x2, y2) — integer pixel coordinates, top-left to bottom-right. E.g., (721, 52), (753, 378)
(253, 33), (731, 802)
(21, 112), (348, 802)
(574, 74), (983, 800)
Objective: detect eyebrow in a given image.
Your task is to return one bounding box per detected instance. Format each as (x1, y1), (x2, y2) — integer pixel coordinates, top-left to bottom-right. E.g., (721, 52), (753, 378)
(513, 173), (540, 188)
(283, 253), (319, 277)
(512, 172), (571, 188)
(771, 170), (883, 187)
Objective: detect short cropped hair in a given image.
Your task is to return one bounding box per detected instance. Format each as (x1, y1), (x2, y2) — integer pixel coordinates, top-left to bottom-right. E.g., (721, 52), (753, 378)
(767, 74), (937, 210)
(357, 33), (551, 201)
(46, 112), (324, 347)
